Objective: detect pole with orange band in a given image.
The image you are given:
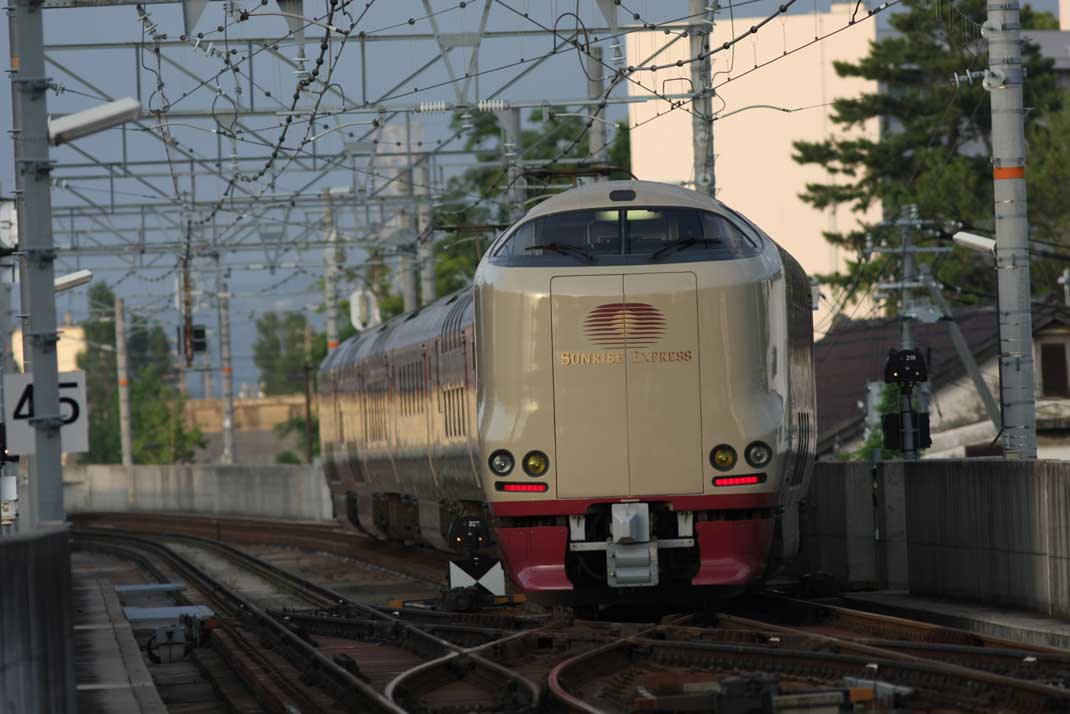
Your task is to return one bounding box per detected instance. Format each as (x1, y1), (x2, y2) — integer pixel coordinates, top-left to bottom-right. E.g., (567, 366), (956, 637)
(986, 0), (1037, 458)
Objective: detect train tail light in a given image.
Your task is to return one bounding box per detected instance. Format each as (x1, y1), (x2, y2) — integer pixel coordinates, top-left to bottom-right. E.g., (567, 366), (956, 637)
(495, 482), (549, 493)
(712, 474), (766, 487)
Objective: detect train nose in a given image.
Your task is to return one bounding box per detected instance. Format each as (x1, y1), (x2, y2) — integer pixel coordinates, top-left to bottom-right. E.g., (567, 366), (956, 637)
(550, 272), (703, 498)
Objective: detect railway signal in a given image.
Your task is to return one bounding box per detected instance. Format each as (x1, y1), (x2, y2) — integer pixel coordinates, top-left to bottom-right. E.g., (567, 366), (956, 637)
(882, 349), (932, 460)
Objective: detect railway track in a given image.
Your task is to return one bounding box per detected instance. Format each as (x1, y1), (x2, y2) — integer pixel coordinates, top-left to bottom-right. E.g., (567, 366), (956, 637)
(74, 528), (544, 713)
(72, 514), (1070, 713)
(70, 511), (446, 586)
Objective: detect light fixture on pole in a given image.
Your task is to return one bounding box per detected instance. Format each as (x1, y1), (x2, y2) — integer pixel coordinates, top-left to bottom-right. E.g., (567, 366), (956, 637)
(48, 97), (141, 146)
(54, 269), (92, 294)
(952, 231), (996, 256)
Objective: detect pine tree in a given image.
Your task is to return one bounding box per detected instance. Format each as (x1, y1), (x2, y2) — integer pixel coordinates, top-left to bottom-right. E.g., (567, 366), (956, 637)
(792, 0), (1062, 307)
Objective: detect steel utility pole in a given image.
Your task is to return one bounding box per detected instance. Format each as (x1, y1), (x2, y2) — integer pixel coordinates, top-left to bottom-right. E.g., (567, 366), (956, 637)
(417, 162), (436, 305)
(587, 46), (608, 167)
(398, 115), (419, 312)
(9, 0), (64, 525)
(323, 193), (340, 351)
(302, 323), (314, 465)
(0, 267), (17, 533)
(689, 0), (716, 198)
(898, 207), (918, 353)
(115, 297), (133, 467)
(215, 260), (235, 464)
(896, 210), (918, 460)
(986, 1), (1037, 458)
(501, 108), (525, 219)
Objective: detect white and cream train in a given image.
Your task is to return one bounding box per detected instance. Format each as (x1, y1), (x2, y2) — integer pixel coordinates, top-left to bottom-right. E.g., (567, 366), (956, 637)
(318, 181), (815, 603)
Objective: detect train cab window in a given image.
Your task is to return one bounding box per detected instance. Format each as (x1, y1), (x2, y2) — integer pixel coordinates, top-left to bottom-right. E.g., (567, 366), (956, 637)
(494, 210), (621, 259)
(491, 207), (760, 265)
(626, 209), (757, 258)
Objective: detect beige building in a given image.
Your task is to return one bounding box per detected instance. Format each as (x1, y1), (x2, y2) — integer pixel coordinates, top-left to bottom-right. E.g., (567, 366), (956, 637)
(627, 3), (882, 326)
(12, 315), (86, 372)
(184, 393), (314, 464)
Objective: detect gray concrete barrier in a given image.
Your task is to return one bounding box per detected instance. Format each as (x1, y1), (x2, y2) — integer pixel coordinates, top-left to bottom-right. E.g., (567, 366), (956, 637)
(63, 464), (332, 521)
(0, 528), (77, 714)
(903, 460), (1070, 617)
(800, 459), (1070, 618)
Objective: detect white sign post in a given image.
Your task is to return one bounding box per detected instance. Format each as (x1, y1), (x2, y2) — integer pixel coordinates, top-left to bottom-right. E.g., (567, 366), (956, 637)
(3, 370), (89, 454)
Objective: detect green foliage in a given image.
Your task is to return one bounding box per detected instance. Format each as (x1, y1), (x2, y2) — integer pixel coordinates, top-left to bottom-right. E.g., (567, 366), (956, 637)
(78, 283), (120, 463)
(849, 384), (931, 460)
(273, 414), (319, 464)
(78, 282), (200, 464)
(130, 365), (204, 464)
(427, 108), (633, 298)
(253, 311), (313, 395)
(275, 450), (303, 465)
(851, 383), (900, 460)
(793, 0), (1064, 303)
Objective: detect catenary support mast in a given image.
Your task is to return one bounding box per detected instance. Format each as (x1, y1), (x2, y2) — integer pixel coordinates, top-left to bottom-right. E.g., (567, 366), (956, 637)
(689, 0), (716, 198)
(587, 46), (607, 167)
(216, 259), (235, 463)
(9, 0), (64, 524)
(987, 0), (1037, 458)
(115, 297), (132, 467)
(323, 193), (340, 351)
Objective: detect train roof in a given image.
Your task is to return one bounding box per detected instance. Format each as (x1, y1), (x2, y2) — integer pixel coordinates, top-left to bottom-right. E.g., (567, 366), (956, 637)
(522, 180), (723, 221)
(318, 287), (475, 377)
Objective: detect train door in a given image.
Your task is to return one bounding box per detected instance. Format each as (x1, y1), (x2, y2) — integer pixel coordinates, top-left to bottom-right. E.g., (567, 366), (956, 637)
(622, 272), (703, 495)
(551, 275), (630, 498)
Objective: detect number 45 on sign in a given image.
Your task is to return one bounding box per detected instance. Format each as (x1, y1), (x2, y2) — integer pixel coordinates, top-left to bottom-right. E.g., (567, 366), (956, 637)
(3, 371), (89, 455)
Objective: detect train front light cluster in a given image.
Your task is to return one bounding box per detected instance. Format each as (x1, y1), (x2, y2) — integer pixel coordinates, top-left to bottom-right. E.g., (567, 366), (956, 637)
(744, 441), (773, 468)
(709, 444), (737, 472)
(489, 450), (515, 476)
(523, 450), (549, 477)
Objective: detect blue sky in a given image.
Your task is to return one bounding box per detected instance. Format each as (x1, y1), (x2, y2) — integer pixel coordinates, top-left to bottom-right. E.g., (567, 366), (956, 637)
(1, 0), (1059, 394)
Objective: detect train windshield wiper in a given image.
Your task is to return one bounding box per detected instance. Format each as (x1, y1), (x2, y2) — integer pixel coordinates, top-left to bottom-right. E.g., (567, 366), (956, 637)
(524, 243), (594, 262)
(650, 237), (718, 261)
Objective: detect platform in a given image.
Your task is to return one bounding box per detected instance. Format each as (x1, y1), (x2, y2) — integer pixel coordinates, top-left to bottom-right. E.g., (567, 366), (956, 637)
(844, 590), (1070, 650)
(72, 558), (168, 714)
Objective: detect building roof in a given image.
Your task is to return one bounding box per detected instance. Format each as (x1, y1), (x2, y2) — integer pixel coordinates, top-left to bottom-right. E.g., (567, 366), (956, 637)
(1023, 30), (1070, 72)
(815, 302), (1070, 452)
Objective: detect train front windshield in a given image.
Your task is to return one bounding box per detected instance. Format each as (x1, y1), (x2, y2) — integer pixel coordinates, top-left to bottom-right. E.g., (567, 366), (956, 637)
(491, 208), (761, 265)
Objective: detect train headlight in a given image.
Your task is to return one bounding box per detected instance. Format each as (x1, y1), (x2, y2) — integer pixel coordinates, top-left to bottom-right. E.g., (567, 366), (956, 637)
(522, 451), (549, 477)
(489, 450), (515, 476)
(710, 444), (737, 472)
(744, 441), (773, 468)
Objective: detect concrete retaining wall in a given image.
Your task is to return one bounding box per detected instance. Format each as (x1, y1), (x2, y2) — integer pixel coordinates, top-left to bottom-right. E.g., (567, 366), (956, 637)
(801, 459), (1070, 617)
(1, 528), (77, 714)
(63, 464), (332, 521)
(903, 460), (1070, 617)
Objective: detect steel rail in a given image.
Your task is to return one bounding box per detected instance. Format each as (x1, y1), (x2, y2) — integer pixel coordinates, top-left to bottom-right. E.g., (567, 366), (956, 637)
(69, 511), (445, 585)
(73, 530), (407, 714)
(748, 593), (1069, 653)
(172, 532), (543, 712)
(548, 619), (1070, 714)
(82, 526), (542, 713)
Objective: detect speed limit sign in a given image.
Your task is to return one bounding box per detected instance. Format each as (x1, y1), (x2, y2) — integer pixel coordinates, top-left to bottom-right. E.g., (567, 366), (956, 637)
(3, 370), (89, 455)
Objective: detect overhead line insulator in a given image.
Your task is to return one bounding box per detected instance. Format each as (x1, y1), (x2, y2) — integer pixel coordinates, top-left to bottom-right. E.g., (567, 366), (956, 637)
(418, 100), (450, 114)
(477, 99), (507, 113)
